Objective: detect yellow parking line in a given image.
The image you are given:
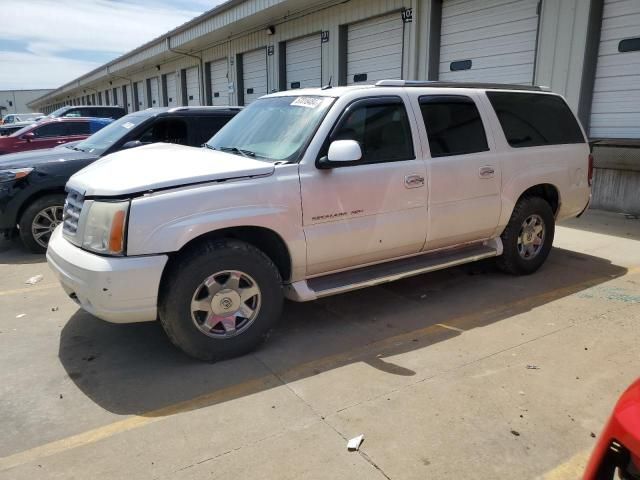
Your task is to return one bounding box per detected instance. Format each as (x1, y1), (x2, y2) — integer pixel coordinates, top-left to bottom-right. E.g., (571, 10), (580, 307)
(0, 284), (59, 297)
(436, 323), (466, 332)
(0, 376), (280, 472)
(1, 264), (638, 472)
(540, 450), (590, 480)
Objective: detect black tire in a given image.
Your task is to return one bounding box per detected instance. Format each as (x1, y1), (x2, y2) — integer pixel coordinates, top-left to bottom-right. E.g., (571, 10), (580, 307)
(18, 194), (66, 254)
(496, 196), (555, 275)
(159, 239), (283, 361)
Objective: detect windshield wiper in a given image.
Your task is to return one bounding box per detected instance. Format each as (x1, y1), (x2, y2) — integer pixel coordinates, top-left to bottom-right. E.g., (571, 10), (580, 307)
(218, 146), (256, 158)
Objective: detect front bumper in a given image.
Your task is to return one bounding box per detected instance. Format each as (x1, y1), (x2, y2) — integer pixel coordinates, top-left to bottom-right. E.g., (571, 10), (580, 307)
(46, 226), (168, 323)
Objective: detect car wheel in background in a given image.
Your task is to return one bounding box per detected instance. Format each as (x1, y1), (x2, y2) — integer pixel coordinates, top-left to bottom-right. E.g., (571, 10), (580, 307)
(18, 194), (66, 254)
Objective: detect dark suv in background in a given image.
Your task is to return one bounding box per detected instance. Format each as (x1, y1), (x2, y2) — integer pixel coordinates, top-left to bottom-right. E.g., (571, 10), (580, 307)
(0, 106), (240, 252)
(46, 105), (126, 120)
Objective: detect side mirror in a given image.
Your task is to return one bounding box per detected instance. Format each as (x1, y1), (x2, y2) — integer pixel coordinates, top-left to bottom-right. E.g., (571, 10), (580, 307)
(121, 140), (142, 150)
(318, 140), (362, 169)
(22, 132), (35, 142)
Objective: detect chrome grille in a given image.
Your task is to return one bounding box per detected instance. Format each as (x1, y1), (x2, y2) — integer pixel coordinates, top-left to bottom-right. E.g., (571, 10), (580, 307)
(63, 189), (84, 236)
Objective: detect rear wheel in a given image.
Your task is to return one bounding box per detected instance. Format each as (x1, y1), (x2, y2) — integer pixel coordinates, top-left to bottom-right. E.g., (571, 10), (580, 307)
(18, 194), (65, 253)
(159, 239), (283, 361)
(496, 196), (555, 275)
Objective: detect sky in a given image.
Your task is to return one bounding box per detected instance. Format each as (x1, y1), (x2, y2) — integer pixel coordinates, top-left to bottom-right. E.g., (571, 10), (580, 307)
(0, 0), (226, 90)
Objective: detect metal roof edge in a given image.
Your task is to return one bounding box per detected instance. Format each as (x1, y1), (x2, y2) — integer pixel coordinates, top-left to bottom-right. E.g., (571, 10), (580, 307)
(28, 0), (251, 106)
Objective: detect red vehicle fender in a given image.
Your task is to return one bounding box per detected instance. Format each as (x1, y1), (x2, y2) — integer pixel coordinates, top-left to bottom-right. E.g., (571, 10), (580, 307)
(584, 378), (640, 479)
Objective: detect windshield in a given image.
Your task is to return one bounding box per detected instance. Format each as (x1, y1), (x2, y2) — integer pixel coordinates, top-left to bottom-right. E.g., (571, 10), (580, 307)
(206, 95), (334, 162)
(73, 114), (147, 154)
(47, 107), (69, 118)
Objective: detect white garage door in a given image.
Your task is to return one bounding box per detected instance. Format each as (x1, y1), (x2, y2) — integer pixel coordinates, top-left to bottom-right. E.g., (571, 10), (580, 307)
(149, 77), (160, 107)
(347, 13), (404, 85)
(242, 48), (267, 105)
(286, 34), (322, 89)
(439, 0), (539, 85)
(186, 66), (200, 106)
(209, 58), (229, 106)
(590, 0), (640, 139)
(134, 81), (144, 110)
(166, 73), (178, 107)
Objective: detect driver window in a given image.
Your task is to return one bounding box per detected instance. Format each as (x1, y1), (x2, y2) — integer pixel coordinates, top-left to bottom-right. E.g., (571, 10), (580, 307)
(330, 100), (414, 164)
(136, 118), (188, 145)
(33, 123), (67, 138)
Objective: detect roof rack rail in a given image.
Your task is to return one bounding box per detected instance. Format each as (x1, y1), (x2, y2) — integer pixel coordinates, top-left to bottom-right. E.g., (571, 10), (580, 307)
(375, 80), (551, 92)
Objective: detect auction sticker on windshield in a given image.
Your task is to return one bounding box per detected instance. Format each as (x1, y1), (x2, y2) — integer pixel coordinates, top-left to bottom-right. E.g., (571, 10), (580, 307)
(291, 97), (323, 108)
(121, 122), (135, 129)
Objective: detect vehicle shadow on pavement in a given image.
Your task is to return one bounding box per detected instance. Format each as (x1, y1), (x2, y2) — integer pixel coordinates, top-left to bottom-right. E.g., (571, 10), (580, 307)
(561, 209), (640, 241)
(0, 237), (43, 265)
(57, 247), (627, 416)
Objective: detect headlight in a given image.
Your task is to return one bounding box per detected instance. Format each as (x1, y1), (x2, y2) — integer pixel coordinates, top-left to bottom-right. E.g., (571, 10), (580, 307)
(81, 200), (129, 255)
(0, 168), (33, 183)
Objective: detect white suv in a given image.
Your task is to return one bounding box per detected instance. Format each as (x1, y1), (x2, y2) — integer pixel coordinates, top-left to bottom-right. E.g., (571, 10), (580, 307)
(47, 81), (592, 361)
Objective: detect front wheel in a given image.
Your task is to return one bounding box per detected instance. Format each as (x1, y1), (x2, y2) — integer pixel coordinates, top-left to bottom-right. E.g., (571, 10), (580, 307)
(496, 196), (555, 275)
(18, 194), (65, 253)
(159, 239), (283, 361)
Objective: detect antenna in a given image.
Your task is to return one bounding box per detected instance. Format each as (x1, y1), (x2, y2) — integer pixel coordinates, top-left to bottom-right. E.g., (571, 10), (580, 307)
(321, 76), (333, 90)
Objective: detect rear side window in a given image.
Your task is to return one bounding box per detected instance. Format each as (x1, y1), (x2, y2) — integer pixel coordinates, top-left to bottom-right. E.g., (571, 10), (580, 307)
(487, 92), (585, 147)
(66, 122), (90, 135)
(419, 95), (489, 157)
(330, 99), (414, 164)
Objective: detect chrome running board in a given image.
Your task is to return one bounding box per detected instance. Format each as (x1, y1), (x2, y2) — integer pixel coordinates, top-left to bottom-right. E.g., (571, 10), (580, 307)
(285, 238), (502, 302)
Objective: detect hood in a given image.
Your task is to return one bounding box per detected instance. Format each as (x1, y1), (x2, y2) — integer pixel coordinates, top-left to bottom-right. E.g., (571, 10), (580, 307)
(68, 143), (275, 197)
(0, 146), (95, 169)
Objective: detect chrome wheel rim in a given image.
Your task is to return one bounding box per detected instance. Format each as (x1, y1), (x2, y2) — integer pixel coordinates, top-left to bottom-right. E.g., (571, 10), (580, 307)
(31, 205), (63, 248)
(190, 270), (262, 339)
(517, 214), (545, 260)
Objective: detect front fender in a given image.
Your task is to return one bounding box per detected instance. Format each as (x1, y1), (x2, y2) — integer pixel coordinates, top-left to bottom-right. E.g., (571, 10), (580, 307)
(126, 170), (307, 281)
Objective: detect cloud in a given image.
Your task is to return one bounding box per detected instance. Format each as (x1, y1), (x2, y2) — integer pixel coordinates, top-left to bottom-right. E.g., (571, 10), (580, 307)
(0, 0), (226, 90)
(1, 0), (203, 54)
(0, 51), (101, 90)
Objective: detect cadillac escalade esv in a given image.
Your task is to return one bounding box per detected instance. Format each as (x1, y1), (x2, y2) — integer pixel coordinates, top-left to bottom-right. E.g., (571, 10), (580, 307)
(47, 81), (592, 361)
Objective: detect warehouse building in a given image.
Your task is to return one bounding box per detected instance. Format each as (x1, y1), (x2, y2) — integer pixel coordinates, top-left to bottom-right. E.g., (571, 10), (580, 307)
(1, 89), (52, 116)
(28, 0), (640, 210)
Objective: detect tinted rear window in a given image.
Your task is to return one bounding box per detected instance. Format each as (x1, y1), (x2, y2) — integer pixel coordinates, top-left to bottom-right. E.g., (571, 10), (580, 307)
(419, 95), (489, 157)
(486, 92), (585, 147)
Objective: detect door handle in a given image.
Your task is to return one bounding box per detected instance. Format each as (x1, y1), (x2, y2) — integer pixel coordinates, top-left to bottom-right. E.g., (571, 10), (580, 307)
(405, 174), (425, 188)
(479, 166), (495, 178)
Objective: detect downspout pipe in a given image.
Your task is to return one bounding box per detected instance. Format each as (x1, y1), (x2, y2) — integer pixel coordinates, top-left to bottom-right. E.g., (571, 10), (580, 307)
(167, 36), (206, 105)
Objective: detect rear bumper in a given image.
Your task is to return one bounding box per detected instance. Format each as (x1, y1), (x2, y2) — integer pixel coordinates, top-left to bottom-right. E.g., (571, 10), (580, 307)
(46, 226), (167, 323)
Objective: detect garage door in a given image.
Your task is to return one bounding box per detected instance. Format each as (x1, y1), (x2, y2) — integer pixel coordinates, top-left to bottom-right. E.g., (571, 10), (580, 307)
(286, 34), (322, 89)
(134, 81), (144, 110)
(242, 48), (267, 105)
(186, 66), (200, 106)
(165, 73), (178, 107)
(148, 77), (160, 107)
(590, 0), (640, 139)
(209, 58), (229, 106)
(439, 0), (539, 85)
(346, 13), (403, 85)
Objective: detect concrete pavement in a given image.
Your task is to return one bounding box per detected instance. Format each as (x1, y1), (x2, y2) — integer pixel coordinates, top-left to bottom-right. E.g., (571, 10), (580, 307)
(1, 209), (639, 479)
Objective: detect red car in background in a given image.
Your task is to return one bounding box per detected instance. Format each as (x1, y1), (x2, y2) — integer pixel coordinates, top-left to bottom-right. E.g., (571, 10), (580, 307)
(584, 379), (640, 479)
(0, 117), (112, 155)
